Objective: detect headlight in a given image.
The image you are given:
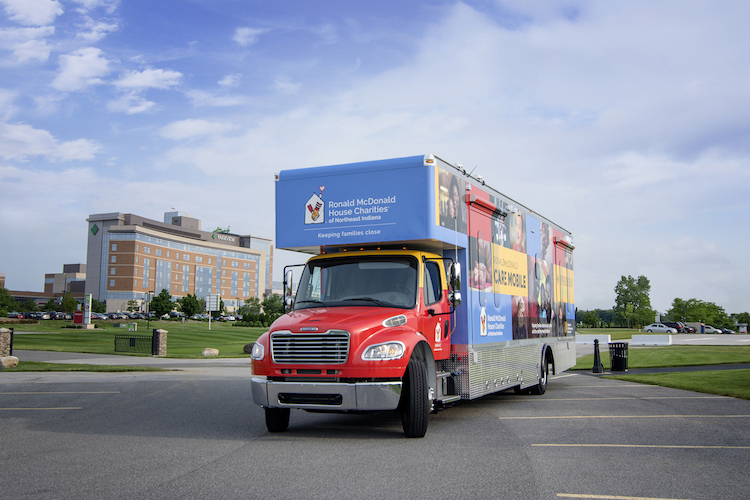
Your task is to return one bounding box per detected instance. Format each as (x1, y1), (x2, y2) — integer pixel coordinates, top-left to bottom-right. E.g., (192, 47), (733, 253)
(250, 343), (264, 360)
(362, 342), (405, 361)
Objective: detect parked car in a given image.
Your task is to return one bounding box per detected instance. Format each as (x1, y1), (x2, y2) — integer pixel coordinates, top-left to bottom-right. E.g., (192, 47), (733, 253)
(703, 325), (722, 334)
(679, 322), (696, 333)
(662, 321), (686, 333)
(644, 323), (678, 334)
(720, 327), (736, 334)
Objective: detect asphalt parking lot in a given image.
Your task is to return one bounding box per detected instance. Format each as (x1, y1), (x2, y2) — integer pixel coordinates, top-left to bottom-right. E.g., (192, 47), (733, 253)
(3, 340), (750, 499)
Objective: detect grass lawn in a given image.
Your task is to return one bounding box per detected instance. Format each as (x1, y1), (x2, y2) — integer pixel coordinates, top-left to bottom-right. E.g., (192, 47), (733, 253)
(605, 370), (750, 400)
(4, 362), (166, 373)
(574, 345), (750, 371)
(7, 319), (265, 358)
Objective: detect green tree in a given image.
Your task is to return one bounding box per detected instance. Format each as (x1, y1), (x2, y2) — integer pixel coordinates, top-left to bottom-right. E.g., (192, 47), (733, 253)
(92, 299), (107, 313)
(0, 287), (14, 315)
(42, 298), (59, 312)
(151, 289), (173, 317)
(580, 310), (601, 328)
(126, 299), (139, 312)
(240, 297), (261, 317)
(178, 294), (201, 318)
(666, 298), (733, 328)
(262, 294), (284, 319)
(19, 298), (38, 312)
(732, 312), (750, 326)
(60, 292), (77, 313)
(613, 275), (655, 328)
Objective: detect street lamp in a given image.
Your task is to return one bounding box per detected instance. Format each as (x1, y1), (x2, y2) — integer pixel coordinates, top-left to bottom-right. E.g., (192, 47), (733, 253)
(147, 290), (154, 331)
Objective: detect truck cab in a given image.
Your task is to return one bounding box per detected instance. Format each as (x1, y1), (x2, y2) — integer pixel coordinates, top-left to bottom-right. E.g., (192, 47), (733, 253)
(251, 249), (460, 437)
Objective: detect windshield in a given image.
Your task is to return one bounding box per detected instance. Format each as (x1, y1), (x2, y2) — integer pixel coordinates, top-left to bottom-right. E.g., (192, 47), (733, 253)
(294, 255), (418, 310)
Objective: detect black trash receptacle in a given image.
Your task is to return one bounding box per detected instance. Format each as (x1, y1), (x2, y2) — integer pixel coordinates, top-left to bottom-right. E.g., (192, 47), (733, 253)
(609, 342), (628, 371)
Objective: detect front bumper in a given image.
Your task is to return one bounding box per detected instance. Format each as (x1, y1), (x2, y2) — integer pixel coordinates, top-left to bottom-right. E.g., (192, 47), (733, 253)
(251, 377), (403, 411)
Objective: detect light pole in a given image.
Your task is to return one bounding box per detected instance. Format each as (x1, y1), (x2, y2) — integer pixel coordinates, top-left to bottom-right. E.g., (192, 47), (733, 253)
(147, 290), (154, 332)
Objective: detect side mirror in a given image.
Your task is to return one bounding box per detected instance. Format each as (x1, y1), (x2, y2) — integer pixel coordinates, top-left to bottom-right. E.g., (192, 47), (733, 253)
(450, 291), (462, 308)
(283, 269), (294, 311)
(450, 262), (461, 292)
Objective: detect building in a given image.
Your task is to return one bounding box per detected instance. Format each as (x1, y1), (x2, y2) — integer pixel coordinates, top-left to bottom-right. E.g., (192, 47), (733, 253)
(3, 264), (86, 308)
(85, 212), (273, 313)
(44, 264), (86, 298)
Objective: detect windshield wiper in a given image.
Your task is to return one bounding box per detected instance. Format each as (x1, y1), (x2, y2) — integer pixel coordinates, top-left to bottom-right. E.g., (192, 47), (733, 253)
(294, 300), (326, 309)
(342, 297), (389, 307)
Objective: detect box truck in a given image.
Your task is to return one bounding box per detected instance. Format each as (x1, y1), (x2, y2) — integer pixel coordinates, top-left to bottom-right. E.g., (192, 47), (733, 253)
(250, 154), (576, 437)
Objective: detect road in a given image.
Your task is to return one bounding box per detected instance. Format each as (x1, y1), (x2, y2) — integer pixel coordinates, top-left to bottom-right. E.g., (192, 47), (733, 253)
(2, 364), (749, 500)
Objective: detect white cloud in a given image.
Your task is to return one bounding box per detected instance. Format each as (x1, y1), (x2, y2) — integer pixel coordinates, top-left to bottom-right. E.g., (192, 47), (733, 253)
(0, 26), (55, 63)
(0, 0), (63, 26)
(51, 47), (111, 91)
(0, 88), (17, 120)
(232, 27), (268, 46)
(77, 15), (118, 42)
(218, 73), (241, 88)
(0, 121), (100, 161)
(272, 76), (300, 94)
(113, 68), (183, 89)
(159, 119), (235, 140)
(106, 91), (156, 114)
(71, 0), (119, 14)
(185, 89), (249, 107)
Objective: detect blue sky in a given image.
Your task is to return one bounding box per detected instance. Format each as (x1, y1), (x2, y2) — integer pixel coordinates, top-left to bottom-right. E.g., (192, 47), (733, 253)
(1, 0), (748, 315)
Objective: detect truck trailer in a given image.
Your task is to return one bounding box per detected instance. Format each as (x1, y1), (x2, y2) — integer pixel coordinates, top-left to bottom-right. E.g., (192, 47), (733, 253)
(250, 154), (576, 437)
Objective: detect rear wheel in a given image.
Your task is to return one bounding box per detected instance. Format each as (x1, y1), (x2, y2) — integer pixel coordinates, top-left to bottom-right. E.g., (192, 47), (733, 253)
(530, 352), (549, 395)
(400, 357), (429, 438)
(265, 407), (290, 433)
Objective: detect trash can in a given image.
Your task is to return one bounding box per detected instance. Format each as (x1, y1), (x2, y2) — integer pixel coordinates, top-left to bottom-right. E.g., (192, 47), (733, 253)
(609, 342), (628, 371)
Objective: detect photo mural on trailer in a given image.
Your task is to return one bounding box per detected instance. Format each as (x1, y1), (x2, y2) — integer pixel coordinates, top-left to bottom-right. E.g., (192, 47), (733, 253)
(436, 165), (574, 344)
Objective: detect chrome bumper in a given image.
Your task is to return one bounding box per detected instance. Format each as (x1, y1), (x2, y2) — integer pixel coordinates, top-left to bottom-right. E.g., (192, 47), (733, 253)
(251, 377), (402, 411)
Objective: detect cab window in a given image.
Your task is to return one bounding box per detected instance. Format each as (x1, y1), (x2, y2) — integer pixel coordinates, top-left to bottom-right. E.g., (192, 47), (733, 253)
(424, 261), (443, 306)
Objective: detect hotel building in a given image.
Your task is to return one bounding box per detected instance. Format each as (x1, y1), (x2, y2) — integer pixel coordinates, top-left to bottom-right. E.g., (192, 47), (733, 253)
(85, 212), (272, 313)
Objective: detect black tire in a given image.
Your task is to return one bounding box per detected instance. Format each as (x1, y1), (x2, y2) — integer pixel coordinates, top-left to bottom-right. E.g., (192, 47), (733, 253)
(400, 357), (429, 438)
(265, 407), (290, 433)
(530, 352), (549, 395)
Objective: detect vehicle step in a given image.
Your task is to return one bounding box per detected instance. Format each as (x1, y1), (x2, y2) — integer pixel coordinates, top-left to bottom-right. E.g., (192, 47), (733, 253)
(438, 395), (461, 404)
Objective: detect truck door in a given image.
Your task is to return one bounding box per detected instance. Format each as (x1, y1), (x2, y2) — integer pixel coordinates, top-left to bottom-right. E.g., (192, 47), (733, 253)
(420, 259), (451, 360)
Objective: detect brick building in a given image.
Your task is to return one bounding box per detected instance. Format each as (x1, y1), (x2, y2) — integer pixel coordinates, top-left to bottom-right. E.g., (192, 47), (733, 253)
(85, 212), (272, 313)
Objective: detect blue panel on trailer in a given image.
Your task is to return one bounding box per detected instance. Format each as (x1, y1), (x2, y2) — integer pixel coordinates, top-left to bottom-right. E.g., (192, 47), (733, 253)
(276, 155), (440, 250)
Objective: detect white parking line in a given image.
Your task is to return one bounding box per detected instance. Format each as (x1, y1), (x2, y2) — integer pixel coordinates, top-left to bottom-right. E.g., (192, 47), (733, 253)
(499, 414), (750, 420)
(536, 443), (750, 450)
(0, 407), (82, 411)
(557, 494), (693, 500)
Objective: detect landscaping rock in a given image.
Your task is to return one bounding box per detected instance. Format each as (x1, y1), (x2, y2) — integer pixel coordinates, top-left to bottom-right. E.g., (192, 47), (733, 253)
(243, 343), (255, 354)
(201, 348), (219, 356)
(0, 356), (19, 369)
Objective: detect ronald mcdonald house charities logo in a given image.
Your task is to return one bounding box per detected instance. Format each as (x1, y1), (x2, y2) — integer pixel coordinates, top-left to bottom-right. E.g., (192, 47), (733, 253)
(305, 186), (325, 225)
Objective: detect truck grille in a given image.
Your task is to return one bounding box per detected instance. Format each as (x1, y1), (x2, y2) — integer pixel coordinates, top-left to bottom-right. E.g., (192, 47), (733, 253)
(271, 330), (350, 364)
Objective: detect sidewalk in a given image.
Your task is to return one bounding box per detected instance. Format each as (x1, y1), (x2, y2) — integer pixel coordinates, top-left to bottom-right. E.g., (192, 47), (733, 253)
(14, 350), (253, 370)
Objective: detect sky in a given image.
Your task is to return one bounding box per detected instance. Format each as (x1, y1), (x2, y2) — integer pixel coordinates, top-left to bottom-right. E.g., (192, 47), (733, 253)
(1, 0), (748, 315)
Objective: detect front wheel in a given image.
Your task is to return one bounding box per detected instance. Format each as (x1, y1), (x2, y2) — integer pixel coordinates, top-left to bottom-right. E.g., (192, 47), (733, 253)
(400, 357), (429, 438)
(265, 407), (290, 433)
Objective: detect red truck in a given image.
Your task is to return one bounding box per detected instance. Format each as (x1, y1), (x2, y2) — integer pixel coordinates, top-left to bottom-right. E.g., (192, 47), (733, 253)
(251, 154), (576, 437)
